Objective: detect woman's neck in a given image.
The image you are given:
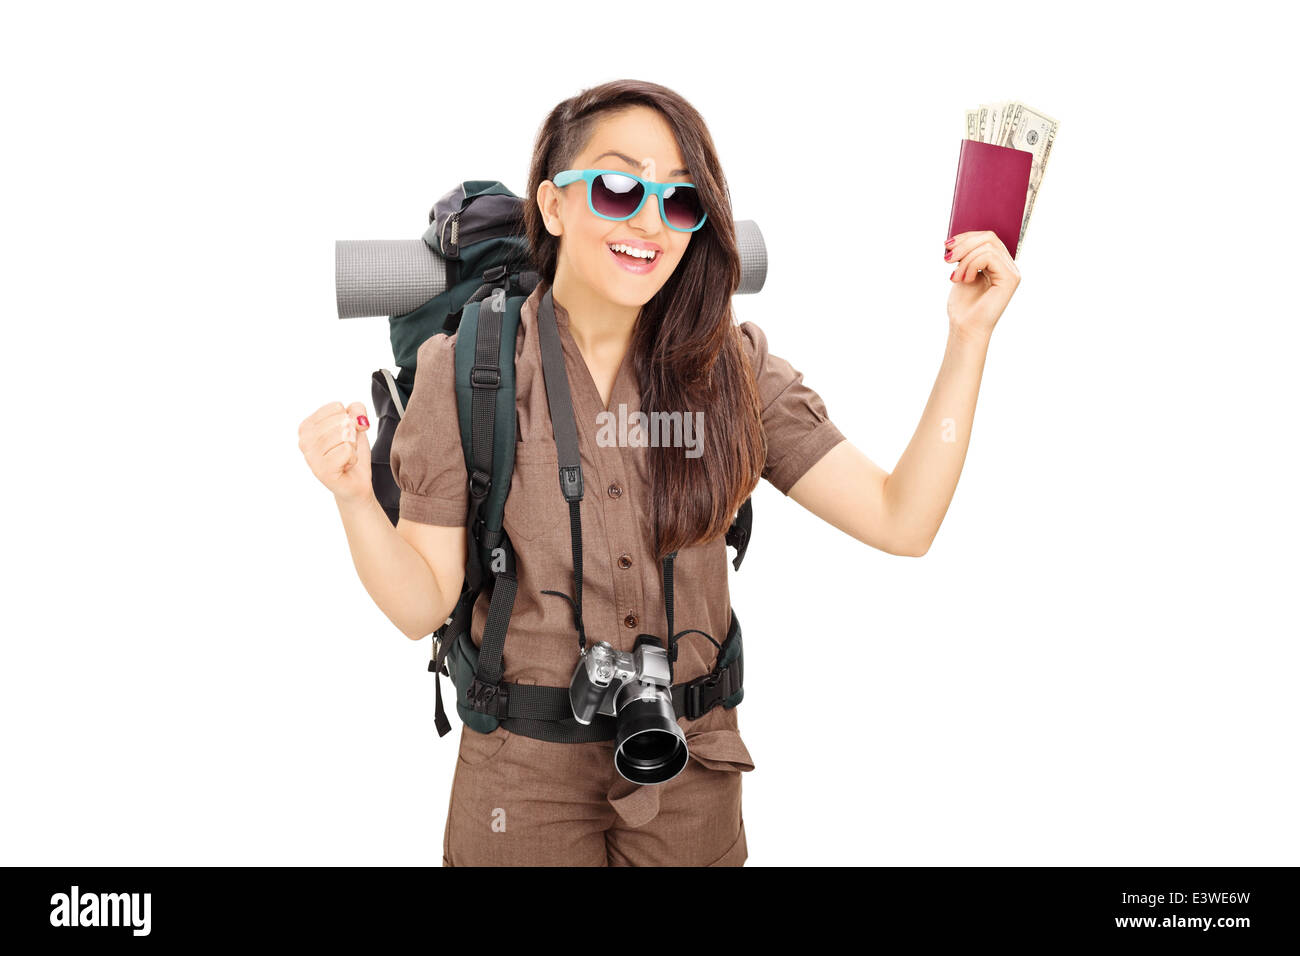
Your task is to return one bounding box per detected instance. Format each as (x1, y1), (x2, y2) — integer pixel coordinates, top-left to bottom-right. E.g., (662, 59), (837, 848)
(550, 272), (639, 358)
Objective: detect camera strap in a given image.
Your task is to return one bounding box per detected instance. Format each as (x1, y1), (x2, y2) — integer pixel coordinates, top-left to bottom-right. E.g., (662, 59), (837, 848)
(531, 286), (718, 682)
(456, 285), (738, 741)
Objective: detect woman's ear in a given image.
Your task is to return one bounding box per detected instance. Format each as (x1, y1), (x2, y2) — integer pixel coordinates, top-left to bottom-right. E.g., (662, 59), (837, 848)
(536, 180), (563, 237)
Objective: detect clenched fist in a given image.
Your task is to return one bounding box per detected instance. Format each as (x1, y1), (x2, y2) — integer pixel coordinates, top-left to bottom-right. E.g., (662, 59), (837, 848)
(299, 401), (373, 505)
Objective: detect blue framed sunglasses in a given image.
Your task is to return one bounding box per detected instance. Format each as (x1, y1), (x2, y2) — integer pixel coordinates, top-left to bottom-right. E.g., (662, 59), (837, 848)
(552, 169), (708, 233)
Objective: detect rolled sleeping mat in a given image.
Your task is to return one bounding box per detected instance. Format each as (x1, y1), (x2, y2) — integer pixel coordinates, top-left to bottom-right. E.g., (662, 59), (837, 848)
(336, 219), (768, 319)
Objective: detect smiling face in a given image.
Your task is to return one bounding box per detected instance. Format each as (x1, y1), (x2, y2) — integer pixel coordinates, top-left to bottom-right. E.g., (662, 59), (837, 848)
(537, 105), (695, 312)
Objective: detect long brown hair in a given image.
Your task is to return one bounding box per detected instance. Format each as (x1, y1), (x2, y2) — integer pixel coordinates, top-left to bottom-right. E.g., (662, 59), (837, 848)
(524, 79), (765, 563)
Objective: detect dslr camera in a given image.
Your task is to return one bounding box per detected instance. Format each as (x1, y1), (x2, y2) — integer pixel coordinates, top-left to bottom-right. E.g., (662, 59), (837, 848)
(569, 636), (688, 785)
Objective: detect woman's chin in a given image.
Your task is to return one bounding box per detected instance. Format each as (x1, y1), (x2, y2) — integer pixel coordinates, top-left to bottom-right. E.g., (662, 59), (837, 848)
(611, 285), (658, 310)
(597, 273), (658, 309)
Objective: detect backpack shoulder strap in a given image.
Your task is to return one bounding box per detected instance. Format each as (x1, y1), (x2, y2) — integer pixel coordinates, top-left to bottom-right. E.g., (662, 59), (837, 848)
(430, 268), (534, 736)
(455, 287), (514, 581)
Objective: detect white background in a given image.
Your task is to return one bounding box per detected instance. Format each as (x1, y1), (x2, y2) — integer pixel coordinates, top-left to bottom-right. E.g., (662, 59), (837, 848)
(3, 0), (1296, 866)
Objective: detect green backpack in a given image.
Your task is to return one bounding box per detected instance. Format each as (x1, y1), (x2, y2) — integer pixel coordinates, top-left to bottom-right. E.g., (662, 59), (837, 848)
(369, 180), (751, 741)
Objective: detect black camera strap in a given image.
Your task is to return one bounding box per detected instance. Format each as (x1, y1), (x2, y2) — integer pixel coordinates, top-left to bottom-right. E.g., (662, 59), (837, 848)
(533, 283), (590, 652)
(532, 286), (723, 682)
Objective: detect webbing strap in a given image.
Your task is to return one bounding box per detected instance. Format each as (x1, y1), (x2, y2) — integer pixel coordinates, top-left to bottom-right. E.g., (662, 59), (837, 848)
(536, 287), (589, 651)
(433, 667), (451, 738)
(664, 551), (678, 677)
(431, 581), (478, 737)
(465, 293), (502, 593)
(502, 715), (619, 744)
(467, 276), (522, 697)
(474, 570), (517, 686)
(535, 290), (585, 481)
(484, 658), (742, 723)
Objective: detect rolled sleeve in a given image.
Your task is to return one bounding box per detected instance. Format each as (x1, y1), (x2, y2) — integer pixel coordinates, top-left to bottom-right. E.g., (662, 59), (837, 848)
(388, 332), (469, 526)
(739, 320), (846, 496)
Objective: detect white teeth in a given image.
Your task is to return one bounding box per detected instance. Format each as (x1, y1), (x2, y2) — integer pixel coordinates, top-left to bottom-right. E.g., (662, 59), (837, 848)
(609, 243), (657, 260)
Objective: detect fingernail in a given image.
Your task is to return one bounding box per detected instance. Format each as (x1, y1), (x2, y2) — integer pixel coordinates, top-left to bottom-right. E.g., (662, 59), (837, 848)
(944, 237), (955, 248)
(949, 270), (955, 281)
(357, 415), (369, 428)
(944, 250), (952, 260)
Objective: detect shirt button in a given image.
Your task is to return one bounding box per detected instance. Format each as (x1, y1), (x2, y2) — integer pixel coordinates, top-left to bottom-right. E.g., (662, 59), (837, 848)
(624, 613), (638, 628)
(618, 553), (633, 569)
(607, 482), (623, 498)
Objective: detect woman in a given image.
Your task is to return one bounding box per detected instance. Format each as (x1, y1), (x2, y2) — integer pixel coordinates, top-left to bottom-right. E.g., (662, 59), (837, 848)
(298, 79), (1020, 865)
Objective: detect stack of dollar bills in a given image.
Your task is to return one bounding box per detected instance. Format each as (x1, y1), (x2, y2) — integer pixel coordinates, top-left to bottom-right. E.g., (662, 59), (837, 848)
(964, 102), (1058, 253)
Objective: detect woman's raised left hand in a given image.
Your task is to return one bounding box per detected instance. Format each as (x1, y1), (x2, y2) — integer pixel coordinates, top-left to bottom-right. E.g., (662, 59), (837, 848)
(944, 230), (1021, 343)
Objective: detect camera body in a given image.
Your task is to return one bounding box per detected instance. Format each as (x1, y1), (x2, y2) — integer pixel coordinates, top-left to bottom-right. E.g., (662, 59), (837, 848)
(569, 636), (688, 784)
(569, 639), (671, 724)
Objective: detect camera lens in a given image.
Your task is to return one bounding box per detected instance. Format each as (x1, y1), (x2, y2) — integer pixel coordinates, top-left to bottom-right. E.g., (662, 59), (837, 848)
(613, 695), (689, 784)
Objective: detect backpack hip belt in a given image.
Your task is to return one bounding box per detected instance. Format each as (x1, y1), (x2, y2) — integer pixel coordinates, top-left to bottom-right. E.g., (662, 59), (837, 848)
(432, 607), (745, 744)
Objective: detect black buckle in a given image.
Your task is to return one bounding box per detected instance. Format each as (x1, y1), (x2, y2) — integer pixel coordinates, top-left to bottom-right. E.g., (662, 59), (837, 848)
(470, 515), (485, 542)
(468, 470), (491, 498)
(559, 464), (583, 501)
(725, 526), (749, 570)
(471, 365), (501, 388)
(482, 265), (508, 283)
(429, 634), (450, 676)
(466, 677), (507, 716)
(685, 667), (733, 719)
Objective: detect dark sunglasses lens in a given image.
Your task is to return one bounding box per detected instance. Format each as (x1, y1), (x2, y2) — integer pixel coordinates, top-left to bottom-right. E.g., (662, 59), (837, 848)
(591, 173), (644, 219)
(662, 184), (704, 230)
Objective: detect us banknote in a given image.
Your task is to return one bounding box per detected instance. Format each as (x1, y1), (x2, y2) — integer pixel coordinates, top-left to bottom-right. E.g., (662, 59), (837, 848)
(963, 101), (1058, 253)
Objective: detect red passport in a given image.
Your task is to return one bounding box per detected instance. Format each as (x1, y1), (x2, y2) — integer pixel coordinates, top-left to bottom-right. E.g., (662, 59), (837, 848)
(946, 139), (1033, 259)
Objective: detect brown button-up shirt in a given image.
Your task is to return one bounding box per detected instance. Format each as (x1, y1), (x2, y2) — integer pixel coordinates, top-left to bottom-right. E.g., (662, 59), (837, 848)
(389, 282), (845, 759)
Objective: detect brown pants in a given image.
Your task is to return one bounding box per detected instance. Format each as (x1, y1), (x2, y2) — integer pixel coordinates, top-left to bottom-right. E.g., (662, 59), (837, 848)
(441, 705), (754, 866)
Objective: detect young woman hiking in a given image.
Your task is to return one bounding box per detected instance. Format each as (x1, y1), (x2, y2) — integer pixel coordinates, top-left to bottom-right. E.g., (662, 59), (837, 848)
(297, 79), (1020, 865)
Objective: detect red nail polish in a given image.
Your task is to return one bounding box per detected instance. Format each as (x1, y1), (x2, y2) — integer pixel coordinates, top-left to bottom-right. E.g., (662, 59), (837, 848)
(945, 237), (955, 247)
(944, 250), (952, 260)
(357, 415), (369, 428)
(949, 270), (955, 281)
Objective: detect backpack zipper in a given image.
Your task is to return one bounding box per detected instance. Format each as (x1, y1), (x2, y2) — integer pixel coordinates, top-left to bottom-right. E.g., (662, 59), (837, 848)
(442, 211), (462, 257)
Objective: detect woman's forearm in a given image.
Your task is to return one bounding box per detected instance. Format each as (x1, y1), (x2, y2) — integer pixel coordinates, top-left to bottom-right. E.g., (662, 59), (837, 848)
(884, 327), (992, 553)
(334, 493), (453, 641)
